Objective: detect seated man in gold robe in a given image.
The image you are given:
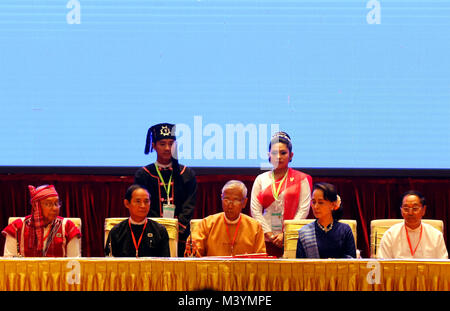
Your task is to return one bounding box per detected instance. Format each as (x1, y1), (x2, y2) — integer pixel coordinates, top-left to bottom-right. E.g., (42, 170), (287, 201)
(185, 180), (266, 257)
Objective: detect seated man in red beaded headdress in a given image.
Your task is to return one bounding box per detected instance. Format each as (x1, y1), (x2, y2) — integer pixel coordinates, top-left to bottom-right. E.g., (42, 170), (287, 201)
(2, 185), (81, 257)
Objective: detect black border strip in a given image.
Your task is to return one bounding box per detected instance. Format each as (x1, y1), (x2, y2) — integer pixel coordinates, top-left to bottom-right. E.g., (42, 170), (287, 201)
(1, 166), (450, 178)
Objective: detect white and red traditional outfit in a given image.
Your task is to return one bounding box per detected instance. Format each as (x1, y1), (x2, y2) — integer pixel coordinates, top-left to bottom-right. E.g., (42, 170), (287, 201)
(251, 168), (312, 234)
(2, 185), (81, 257)
(251, 168), (312, 256)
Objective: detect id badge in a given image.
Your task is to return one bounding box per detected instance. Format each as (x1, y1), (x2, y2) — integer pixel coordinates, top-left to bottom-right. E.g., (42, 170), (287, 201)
(163, 203), (176, 218)
(271, 211), (283, 234)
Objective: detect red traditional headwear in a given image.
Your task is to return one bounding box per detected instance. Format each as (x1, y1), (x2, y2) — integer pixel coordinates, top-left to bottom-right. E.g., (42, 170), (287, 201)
(28, 185), (59, 256)
(29, 184), (58, 203)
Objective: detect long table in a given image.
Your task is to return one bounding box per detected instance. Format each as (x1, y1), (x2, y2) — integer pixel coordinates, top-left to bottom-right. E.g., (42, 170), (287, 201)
(0, 257), (449, 291)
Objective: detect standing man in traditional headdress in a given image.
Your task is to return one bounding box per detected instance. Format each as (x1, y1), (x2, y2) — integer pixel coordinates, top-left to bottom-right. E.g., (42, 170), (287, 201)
(134, 123), (198, 257)
(2, 185), (81, 257)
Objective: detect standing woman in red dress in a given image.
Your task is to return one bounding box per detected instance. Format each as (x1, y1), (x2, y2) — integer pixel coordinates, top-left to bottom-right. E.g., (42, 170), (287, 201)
(250, 132), (312, 257)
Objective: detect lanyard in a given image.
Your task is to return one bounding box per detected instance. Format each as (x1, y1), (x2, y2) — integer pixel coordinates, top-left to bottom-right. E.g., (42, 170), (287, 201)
(271, 170), (288, 200)
(405, 224), (423, 257)
(223, 214), (242, 256)
(43, 225), (52, 241)
(41, 225), (53, 255)
(155, 163), (173, 204)
(42, 222), (59, 256)
(128, 218), (148, 258)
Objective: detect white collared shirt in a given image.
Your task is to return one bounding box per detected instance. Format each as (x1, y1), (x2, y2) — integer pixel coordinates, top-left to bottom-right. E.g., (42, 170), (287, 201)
(377, 221), (448, 259)
(155, 161), (172, 169)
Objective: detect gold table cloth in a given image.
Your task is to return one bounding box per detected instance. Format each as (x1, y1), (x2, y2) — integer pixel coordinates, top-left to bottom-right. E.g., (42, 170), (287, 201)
(0, 258), (448, 291)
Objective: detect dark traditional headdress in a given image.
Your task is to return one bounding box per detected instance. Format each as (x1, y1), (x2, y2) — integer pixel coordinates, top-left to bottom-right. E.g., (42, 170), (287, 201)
(144, 123), (176, 154)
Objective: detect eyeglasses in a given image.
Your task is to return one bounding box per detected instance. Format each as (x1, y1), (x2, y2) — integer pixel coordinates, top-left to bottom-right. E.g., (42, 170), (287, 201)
(132, 199), (150, 205)
(41, 201), (61, 208)
(222, 198), (244, 205)
(401, 206), (422, 213)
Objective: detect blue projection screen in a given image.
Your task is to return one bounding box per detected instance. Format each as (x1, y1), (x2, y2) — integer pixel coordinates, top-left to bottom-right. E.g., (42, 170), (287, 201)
(0, 1), (449, 169)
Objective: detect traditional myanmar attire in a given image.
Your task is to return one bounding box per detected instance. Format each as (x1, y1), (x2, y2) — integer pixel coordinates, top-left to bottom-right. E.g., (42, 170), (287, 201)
(185, 213), (266, 257)
(251, 168), (312, 256)
(377, 222), (448, 259)
(135, 123), (197, 257)
(134, 161), (197, 255)
(105, 218), (170, 257)
(2, 185), (81, 257)
(296, 220), (356, 259)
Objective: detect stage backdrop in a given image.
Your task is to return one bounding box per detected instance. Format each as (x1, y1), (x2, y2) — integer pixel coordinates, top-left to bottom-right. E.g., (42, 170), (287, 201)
(0, 172), (448, 257)
(0, 1), (449, 170)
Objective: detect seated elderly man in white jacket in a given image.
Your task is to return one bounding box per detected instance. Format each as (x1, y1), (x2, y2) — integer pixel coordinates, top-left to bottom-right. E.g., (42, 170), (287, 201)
(378, 190), (448, 259)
